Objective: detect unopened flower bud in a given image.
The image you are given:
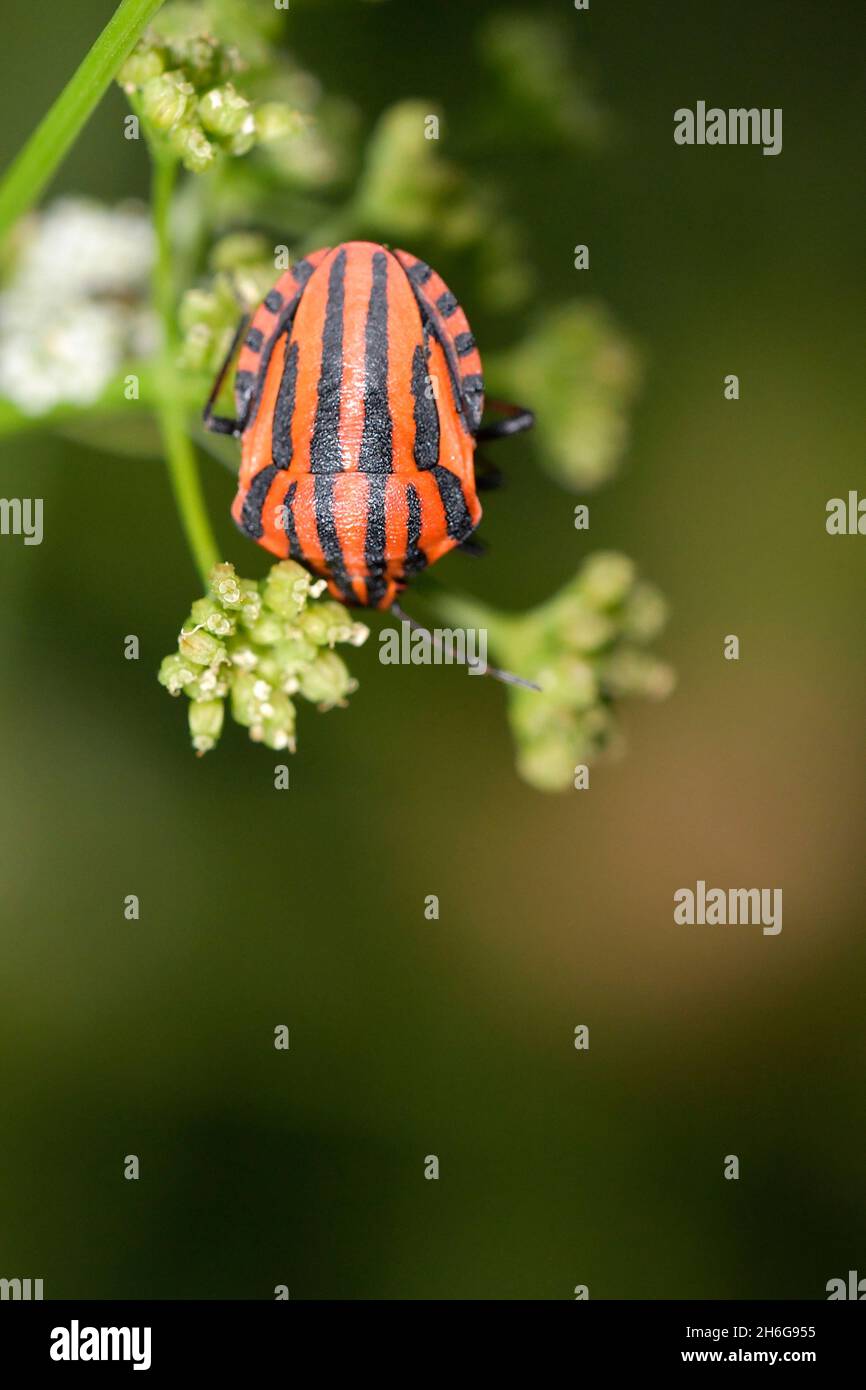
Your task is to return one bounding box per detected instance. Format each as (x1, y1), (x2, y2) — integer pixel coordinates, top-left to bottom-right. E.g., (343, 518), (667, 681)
(298, 651), (356, 707)
(140, 71), (193, 130)
(622, 582), (669, 643)
(254, 102), (306, 144)
(178, 626), (227, 667)
(246, 613), (284, 646)
(168, 121), (216, 172)
(297, 600), (355, 646)
(186, 663), (231, 699)
(230, 671), (260, 727)
(226, 116), (257, 157)
(158, 652), (196, 695)
(577, 551), (635, 610)
(118, 46), (165, 90)
(258, 692), (297, 750)
(198, 83), (251, 139)
(210, 561), (242, 608)
(271, 636), (317, 675)
(263, 559), (318, 618)
(188, 698), (224, 755)
(190, 596), (235, 637)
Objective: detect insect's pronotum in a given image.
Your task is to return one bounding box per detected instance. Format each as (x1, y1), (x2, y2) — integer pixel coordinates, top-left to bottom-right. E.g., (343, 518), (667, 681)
(204, 241), (536, 686)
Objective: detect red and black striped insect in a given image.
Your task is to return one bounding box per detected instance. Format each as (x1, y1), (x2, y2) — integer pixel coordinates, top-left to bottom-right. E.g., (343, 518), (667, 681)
(203, 241), (533, 618)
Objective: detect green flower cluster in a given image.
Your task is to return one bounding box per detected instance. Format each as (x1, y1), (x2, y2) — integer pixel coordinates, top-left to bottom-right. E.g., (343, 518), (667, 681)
(178, 232), (276, 375)
(118, 25), (302, 173)
(159, 561), (368, 755)
(434, 553), (674, 793)
(488, 303), (641, 493)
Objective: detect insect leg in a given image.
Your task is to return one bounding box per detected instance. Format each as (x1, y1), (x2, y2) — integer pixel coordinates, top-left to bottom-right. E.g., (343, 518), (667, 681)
(474, 453), (504, 491)
(475, 399), (535, 443)
(202, 315), (251, 436)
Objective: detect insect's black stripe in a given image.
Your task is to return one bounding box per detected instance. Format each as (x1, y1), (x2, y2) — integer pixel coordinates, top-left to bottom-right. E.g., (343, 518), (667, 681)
(309, 249), (347, 473)
(459, 372), (484, 433)
(406, 259), (432, 285)
(400, 267), (477, 438)
(402, 482), (428, 576)
(245, 327), (264, 352)
(239, 339), (300, 537)
(238, 264), (314, 430)
(410, 341), (440, 469)
(234, 369), (256, 425)
(364, 475), (389, 607)
(264, 289), (283, 313)
(281, 479), (302, 560)
(359, 251), (393, 475)
(429, 464), (475, 542)
(272, 340), (299, 469)
(239, 465), (281, 540)
(436, 291), (458, 318)
(314, 474), (355, 602)
(454, 332), (475, 356)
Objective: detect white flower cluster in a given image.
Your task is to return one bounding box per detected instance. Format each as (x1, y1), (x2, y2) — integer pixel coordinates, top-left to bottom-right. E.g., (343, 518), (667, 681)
(0, 198), (157, 415)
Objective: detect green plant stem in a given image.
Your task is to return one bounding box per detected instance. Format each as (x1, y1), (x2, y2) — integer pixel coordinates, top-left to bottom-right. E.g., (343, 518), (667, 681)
(0, 0), (165, 240)
(151, 155), (219, 584)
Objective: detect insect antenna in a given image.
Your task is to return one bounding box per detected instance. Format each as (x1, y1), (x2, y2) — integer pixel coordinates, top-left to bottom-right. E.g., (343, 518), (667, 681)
(389, 602), (541, 692)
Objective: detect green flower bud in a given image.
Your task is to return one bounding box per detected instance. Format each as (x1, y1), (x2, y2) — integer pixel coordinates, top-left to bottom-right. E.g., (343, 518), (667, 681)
(263, 559), (312, 619)
(168, 121), (217, 173)
(237, 579), (264, 624)
(210, 562), (242, 608)
(140, 71), (193, 130)
(297, 600), (357, 646)
(516, 729), (581, 794)
(245, 613), (285, 646)
(189, 596), (235, 637)
(189, 698), (224, 755)
(229, 672), (256, 727)
(250, 692), (297, 751)
(602, 649), (676, 701)
(118, 46), (165, 90)
(226, 118), (257, 157)
(553, 603), (616, 654)
(622, 582), (669, 643)
(536, 655), (598, 710)
(179, 287), (219, 334)
(178, 626), (227, 667)
(226, 638), (259, 671)
(210, 232), (270, 273)
(198, 83), (251, 139)
(181, 34), (224, 87)
(254, 102), (306, 144)
(298, 651), (356, 707)
(158, 652), (197, 696)
(577, 551), (636, 610)
(271, 636), (318, 675)
(184, 667), (230, 701)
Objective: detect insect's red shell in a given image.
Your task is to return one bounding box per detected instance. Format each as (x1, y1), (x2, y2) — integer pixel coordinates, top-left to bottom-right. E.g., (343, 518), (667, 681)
(230, 242), (484, 609)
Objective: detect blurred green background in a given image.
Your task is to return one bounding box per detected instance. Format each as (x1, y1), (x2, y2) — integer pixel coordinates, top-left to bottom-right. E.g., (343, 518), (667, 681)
(1, 0), (864, 1299)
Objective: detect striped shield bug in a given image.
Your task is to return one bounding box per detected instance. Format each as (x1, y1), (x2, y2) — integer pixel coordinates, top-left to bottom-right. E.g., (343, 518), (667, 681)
(203, 242), (536, 685)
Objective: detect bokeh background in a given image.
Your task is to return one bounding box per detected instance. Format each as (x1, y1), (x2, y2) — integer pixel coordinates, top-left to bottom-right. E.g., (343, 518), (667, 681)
(1, 0), (864, 1299)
